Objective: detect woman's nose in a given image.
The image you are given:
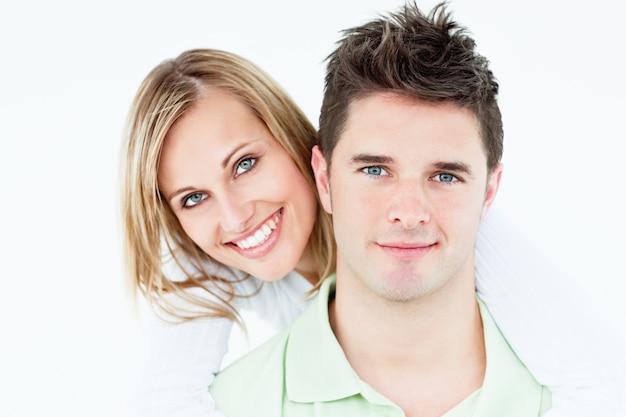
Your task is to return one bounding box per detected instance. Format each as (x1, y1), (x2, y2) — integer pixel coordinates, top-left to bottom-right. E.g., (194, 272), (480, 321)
(218, 194), (254, 234)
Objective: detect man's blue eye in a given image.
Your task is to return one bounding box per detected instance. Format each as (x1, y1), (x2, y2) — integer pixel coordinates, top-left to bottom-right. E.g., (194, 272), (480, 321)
(435, 173), (456, 183)
(362, 166), (387, 176)
(236, 157), (256, 175)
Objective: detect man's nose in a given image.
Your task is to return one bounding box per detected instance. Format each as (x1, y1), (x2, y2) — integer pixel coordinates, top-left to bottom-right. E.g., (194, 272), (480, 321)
(386, 180), (431, 229)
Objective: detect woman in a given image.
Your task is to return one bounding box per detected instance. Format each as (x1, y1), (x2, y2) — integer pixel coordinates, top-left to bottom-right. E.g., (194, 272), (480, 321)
(120, 49), (624, 416)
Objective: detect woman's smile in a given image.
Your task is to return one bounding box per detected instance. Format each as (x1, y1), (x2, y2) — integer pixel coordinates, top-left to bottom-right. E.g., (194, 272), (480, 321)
(229, 208), (283, 256)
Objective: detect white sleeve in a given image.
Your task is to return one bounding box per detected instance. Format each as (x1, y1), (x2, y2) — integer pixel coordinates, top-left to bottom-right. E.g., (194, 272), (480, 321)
(123, 312), (231, 417)
(122, 259), (250, 417)
(475, 209), (626, 416)
(122, 266), (312, 417)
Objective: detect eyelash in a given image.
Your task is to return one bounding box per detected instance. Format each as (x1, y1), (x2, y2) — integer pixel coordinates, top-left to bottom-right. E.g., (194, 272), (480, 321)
(360, 166), (390, 177)
(431, 173), (460, 184)
(182, 192), (208, 208)
(234, 155), (258, 177)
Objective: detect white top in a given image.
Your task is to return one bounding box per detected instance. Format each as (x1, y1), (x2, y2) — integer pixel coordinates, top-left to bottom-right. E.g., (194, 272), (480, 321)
(123, 209), (626, 417)
(124, 271), (312, 417)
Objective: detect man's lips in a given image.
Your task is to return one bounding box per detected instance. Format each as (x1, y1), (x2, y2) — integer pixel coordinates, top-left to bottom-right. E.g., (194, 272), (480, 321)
(376, 241), (436, 259)
(378, 242), (435, 249)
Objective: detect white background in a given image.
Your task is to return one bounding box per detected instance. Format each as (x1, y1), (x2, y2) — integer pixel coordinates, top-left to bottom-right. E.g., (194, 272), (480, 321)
(1, 1), (624, 416)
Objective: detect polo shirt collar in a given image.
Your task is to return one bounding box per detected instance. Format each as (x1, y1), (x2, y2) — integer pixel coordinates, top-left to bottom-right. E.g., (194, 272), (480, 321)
(285, 275), (362, 402)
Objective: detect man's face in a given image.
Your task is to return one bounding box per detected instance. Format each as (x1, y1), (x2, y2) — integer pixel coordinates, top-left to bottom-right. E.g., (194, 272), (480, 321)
(312, 93), (502, 303)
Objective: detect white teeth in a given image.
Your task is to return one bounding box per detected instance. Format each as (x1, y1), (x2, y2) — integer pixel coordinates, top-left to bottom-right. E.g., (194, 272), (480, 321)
(243, 235), (255, 248)
(234, 212), (281, 249)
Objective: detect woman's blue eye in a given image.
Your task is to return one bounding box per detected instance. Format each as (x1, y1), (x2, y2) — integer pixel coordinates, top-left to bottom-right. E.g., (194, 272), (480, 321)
(434, 173), (457, 183)
(362, 166), (388, 176)
(183, 192), (207, 208)
(236, 157), (256, 175)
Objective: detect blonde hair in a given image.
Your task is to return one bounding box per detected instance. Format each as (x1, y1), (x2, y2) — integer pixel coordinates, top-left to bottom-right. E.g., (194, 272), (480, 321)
(120, 49), (335, 322)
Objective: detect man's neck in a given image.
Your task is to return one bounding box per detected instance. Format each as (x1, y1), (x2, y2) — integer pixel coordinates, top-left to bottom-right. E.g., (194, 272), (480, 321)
(328, 272), (485, 417)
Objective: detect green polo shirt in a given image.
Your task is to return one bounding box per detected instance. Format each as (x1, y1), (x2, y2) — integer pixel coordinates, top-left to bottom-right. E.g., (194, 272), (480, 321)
(211, 275), (551, 416)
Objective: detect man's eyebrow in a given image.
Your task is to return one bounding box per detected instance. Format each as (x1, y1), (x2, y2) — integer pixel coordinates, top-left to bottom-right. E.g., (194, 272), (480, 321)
(433, 161), (473, 176)
(349, 153), (394, 164)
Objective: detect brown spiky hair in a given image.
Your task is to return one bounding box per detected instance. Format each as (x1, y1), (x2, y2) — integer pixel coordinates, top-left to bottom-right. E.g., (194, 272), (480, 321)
(319, 1), (503, 171)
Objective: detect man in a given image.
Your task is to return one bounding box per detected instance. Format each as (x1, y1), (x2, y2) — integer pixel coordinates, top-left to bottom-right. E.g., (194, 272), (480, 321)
(210, 2), (551, 416)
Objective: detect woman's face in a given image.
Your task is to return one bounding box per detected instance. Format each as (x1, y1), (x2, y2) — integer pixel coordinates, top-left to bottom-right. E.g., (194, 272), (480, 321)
(157, 89), (318, 282)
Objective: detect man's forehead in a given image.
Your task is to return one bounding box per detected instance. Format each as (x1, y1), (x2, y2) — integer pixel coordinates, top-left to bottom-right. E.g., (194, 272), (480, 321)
(331, 95), (486, 172)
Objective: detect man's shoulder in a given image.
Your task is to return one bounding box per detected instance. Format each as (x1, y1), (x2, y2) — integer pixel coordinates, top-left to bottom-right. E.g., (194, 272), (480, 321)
(210, 326), (291, 414)
(213, 324), (291, 384)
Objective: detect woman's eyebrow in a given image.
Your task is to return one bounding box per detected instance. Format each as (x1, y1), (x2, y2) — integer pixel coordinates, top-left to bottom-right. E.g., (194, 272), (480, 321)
(221, 142), (249, 169)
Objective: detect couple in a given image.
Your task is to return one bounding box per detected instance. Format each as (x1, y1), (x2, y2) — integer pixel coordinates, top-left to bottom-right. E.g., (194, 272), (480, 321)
(121, 2), (624, 416)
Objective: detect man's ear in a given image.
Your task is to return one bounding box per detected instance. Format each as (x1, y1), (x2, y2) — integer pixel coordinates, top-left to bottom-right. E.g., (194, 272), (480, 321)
(481, 162), (503, 221)
(311, 146), (332, 214)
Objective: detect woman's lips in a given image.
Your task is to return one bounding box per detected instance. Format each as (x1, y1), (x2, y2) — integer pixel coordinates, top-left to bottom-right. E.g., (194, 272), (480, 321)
(227, 208), (283, 258)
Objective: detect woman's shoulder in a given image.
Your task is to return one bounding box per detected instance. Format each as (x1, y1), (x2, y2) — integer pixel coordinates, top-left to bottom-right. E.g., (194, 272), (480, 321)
(234, 270), (314, 321)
